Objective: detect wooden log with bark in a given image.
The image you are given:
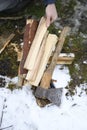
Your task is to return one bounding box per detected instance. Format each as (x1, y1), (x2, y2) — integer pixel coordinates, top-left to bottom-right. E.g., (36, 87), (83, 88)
(24, 17), (48, 70)
(19, 19), (38, 75)
(40, 27), (71, 89)
(18, 19), (38, 87)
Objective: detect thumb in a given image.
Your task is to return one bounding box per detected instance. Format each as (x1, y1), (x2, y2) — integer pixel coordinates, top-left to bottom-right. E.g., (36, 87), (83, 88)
(46, 16), (51, 27)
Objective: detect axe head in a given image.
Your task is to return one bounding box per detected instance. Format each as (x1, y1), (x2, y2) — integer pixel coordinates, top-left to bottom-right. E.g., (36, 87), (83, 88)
(35, 87), (63, 106)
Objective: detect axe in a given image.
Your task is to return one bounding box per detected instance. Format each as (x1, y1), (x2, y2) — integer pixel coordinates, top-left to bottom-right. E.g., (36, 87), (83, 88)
(35, 26), (71, 106)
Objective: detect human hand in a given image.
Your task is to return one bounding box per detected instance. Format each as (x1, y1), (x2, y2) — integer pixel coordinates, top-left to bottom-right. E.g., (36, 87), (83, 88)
(45, 4), (58, 27)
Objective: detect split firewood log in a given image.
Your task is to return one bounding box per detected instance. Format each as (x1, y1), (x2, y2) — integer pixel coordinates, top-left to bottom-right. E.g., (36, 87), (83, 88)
(27, 34), (58, 86)
(19, 19), (38, 75)
(48, 53), (75, 65)
(18, 19), (38, 87)
(26, 31), (49, 81)
(24, 17), (48, 70)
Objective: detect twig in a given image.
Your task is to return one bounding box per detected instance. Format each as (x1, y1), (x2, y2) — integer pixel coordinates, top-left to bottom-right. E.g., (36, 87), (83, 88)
(11, 43), (22, 61)
(0, 125), (13, 130)
(0, 99), (13, 130)
(0, 99), (6, 128)
(0, 34), (15, 54)
(0, 16), (24, 20)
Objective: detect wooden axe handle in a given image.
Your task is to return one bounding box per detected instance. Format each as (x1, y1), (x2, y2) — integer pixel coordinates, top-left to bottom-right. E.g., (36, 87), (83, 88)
(40, 26), (71, 89)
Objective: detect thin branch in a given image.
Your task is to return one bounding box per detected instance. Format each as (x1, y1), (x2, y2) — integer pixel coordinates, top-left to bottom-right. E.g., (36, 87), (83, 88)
(0, 125), (13, 130)
(0, 34), (15, 54)
(0, 99), (6, 127)
(0, 16), (24, 20)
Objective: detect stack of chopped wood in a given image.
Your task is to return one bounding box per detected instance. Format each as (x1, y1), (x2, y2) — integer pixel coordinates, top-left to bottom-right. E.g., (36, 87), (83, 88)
(24, 17), (58, 86)
(18, 17), (74, 87)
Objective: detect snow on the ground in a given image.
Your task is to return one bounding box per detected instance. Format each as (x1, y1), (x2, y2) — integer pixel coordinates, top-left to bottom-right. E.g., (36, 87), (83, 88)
(0, 65), (87, 130)
(52, 65), (71, 88)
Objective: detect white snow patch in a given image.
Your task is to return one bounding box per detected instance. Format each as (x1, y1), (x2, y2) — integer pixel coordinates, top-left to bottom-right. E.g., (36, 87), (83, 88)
(83, 60), (87, 64)
(0, 65), (87, 130)
(52, 65), (71, 88)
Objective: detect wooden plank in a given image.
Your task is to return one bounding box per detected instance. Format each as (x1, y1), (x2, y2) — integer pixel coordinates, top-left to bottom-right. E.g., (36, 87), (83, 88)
(28, 34), (58, 86)
(48, 53), (75, 65)
(0, 34), (15, 54)
(56, 60), (73, 64)
(24, 17), (47, 70)
(26, 31), (49, 81)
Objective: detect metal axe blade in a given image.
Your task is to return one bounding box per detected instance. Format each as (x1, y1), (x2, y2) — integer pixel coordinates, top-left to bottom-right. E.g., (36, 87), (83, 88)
(46, 88), (62, 106)
(35, 87), (47, 99)
(35, 87), (63, 106)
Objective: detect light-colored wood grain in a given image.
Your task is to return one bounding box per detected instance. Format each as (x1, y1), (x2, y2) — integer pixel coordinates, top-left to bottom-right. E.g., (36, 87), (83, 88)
(24, 17), (47, 70)
(26, 31), (49, 81)
(48, 53), (75, 65)
(28, 34), (58, 86)
(18, 19), (38, 86)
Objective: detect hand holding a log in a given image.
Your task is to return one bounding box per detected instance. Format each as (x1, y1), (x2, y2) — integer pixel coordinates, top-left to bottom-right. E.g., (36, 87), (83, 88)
(45, 4), (58, 27)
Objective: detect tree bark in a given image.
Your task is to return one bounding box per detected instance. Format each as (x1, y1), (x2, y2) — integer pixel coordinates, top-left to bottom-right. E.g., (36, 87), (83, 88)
(40, 27), (71, 89)
(19, 19), (38, 75)
(24, 17), (47, 70)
